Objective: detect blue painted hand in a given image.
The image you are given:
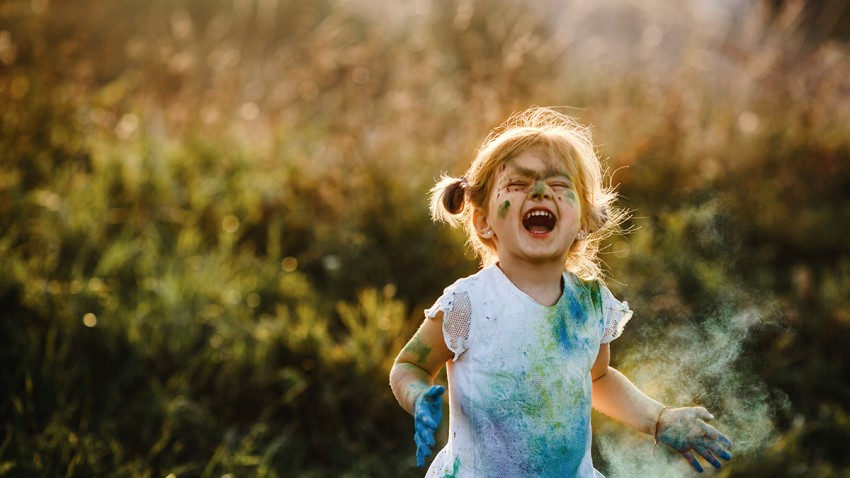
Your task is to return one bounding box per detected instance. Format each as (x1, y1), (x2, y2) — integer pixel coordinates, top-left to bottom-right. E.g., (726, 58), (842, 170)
(414, 385), (445, 467)
(656, 407), (733, 473)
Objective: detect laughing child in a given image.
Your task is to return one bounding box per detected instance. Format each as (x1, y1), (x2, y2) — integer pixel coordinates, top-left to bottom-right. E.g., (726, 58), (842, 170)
(389, 107), (733, 477)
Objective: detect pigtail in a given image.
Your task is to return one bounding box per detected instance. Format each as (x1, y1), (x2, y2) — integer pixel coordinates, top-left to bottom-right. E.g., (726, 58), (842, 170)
(443, 177), (467, 215)
(430, 174), (467, 227)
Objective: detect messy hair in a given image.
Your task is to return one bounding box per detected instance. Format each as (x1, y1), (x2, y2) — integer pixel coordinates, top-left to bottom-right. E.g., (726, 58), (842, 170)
(430, 106), (626, 280)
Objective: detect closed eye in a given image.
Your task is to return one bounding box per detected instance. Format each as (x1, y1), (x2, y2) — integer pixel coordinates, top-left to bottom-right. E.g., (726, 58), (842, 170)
(549, 181), (572, 190)
(506, 180), (529, 188)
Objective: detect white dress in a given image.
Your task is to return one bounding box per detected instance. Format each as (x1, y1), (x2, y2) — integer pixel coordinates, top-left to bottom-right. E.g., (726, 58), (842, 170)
(423, 265), (632, 478)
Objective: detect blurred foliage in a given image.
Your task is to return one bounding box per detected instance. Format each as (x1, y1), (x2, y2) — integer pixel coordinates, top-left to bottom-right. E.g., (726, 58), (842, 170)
(1, 0), (849, 476)
(762, 0), (850, 43)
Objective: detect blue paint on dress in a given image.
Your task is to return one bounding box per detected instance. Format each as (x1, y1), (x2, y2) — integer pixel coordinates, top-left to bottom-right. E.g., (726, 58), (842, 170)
(424, 266), (627, 477)
(552, 278), (596, 353)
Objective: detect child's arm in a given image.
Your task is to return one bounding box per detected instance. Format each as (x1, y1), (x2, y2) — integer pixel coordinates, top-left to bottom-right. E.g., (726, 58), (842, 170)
(390, 311), (454, 466)
(590, 344), (733, 473)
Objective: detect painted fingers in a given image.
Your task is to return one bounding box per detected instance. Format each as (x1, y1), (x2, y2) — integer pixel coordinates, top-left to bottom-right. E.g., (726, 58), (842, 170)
(658, 407), (733, 473)
(695, 416), (733, 469)
(414, 385), (445, 467)
(681, 450), (704, 473)
(701, 422), (733, 461)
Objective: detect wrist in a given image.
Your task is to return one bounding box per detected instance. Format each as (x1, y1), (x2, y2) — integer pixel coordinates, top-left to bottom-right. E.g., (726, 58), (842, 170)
(409, 383), (432, 411)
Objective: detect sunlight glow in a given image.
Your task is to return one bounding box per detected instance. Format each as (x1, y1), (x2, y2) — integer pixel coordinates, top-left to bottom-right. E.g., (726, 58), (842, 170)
(221, 215), (240, 233)
(281, 256), (298, 272)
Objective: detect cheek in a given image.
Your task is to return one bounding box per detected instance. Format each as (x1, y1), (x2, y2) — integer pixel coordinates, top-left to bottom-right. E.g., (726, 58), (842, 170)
(497, 200), (511, 218)
(556, 192), (582, 220)
(555, 193), (571, 205)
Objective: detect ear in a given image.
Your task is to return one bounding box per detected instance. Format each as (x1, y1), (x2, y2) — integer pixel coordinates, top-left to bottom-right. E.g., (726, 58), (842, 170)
(473, 208), (492, 238)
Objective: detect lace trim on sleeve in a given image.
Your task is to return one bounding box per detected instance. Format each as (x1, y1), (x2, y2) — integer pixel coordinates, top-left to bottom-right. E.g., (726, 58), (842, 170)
(424, 290), (471, 361)
(601, 286), (633, 343)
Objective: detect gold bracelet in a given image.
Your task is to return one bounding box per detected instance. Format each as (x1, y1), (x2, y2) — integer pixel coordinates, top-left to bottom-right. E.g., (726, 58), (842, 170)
(652, 406), (670, 455)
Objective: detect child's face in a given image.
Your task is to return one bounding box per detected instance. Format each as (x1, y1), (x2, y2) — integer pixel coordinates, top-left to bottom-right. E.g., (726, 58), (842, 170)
(477, 148), (582, 266)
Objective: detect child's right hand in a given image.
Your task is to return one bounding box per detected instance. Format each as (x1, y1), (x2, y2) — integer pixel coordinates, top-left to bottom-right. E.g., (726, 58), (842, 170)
(413, 385), (445, 467)
(656, 406), (733, 473)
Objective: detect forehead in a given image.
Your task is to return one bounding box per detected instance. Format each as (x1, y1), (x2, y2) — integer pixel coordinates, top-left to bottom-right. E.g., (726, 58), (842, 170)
(501, 148), (571, 178)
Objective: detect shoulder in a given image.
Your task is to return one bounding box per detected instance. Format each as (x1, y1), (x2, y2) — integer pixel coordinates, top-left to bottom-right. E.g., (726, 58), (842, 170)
(595, 281), (633, 343)
(440, 266), (499, 298)
(564, 272), (604, 307)
(425, 267), (492, 320)
(564, 270), (601, 289)
(423, 266), (505, 360)
(564, 273), (628, 307)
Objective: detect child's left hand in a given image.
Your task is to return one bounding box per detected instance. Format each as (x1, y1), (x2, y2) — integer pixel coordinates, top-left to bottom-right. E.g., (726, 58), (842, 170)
(413, 385), (445, 467)
(655, 406), (733, 473)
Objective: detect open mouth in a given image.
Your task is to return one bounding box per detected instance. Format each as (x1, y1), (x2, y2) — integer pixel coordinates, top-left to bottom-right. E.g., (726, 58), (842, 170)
(522, 209), (556, 234)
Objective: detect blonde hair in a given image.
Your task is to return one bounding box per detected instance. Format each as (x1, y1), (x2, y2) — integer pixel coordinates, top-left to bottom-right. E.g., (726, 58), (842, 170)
(430, 106), (625, 280)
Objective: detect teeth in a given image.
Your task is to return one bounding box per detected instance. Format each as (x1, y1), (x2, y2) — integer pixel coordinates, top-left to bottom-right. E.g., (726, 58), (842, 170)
(522, 209), (557, 233)
(524, 210), (553, 219)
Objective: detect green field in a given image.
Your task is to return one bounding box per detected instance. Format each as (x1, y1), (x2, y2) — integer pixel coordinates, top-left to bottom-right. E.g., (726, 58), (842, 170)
(2, 1), (849, 476)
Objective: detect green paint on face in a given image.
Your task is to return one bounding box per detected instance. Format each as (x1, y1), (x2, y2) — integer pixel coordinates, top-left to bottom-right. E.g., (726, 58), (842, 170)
(406, 337), (432, 363)
(533, 181), (546, 196)
(566, 190), (577, 204)
(498, 200), (511, 218)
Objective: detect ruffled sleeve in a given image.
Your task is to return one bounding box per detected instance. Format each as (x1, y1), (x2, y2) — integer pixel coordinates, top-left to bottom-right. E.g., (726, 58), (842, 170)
(424, 284), (472, 362)
(600, 284), (632, 343)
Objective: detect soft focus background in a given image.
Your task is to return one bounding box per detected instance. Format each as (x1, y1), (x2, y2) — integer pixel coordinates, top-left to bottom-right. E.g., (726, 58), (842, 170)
(2, 0), (849, 476)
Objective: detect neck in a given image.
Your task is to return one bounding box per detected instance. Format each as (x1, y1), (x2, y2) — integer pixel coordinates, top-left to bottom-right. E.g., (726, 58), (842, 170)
(496, 257), (565, 307)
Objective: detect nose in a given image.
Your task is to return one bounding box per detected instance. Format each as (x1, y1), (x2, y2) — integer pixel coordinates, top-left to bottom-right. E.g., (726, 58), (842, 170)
(529, 181), (550, 200)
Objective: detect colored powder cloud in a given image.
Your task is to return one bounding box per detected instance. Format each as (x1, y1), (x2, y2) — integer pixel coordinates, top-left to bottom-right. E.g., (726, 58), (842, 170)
(594, 305), (786, 477)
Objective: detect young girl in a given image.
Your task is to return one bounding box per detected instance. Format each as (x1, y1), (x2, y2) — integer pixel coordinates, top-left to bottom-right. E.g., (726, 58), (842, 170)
(389, 107), (733, 477)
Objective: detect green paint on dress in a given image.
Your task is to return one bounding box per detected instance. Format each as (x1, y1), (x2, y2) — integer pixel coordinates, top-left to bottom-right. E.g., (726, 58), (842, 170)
(498, 200), (510, 218)
(549, 277), (604, 354)
(443, 456), (461, 478)
(462, 274), (600, 476)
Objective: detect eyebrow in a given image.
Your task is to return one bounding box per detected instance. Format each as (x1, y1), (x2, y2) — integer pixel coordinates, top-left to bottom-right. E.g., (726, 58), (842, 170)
(507, 163), (571, 181)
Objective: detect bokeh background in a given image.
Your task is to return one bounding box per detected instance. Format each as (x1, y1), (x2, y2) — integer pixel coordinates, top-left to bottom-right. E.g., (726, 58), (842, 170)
(2, 0), (849, 476)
